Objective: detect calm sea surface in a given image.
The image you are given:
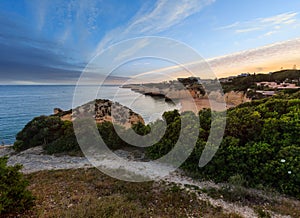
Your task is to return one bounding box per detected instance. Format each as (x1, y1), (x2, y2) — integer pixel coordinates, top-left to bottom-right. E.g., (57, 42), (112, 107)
(0, 85), (179, 144)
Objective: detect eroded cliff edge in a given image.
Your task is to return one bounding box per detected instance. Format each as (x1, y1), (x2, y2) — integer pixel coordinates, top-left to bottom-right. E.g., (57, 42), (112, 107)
(54, 99), (144, 128)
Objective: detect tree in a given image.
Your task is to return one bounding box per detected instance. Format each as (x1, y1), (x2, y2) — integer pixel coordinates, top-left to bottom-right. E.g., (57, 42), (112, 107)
(0, 157), (35, 214)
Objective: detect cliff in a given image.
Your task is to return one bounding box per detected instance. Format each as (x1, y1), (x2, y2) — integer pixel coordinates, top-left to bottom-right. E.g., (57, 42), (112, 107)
(224, 91), (251, 107)
(123, 84), (250, 109)
(55, 99), (144, 128)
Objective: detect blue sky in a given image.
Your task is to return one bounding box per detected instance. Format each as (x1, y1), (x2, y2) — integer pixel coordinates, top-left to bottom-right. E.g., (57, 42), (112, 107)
(0, 0), (300, 84)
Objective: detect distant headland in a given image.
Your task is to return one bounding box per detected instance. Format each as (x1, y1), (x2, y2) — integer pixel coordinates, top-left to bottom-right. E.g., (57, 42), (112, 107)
(122, 69), (300, 112)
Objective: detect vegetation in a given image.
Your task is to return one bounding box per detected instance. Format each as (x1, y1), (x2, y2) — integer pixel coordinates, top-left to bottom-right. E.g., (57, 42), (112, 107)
(147, 91), (300, 198)
(7, 73), (300, 216)
(13, 117), (131, 154)
(221, 69), (300, 93)
(13, 116), (81, 154)
(0, 157), (35, 215)
(202, 184), (300, 218)
(13, 90), (300, 198)
(4, 167), (299, 217)
(10, 168), (238, 218)
(13, 116), (65, 152)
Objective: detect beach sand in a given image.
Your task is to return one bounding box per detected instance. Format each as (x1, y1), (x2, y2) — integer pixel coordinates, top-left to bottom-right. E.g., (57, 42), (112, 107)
(180, 98), (230, 113)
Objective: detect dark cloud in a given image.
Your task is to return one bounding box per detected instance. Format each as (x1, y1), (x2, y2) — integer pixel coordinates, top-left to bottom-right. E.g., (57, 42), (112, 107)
(0, 42), (85, 83)
(0, 60), (81, 83)
(0, 11), (86, 84)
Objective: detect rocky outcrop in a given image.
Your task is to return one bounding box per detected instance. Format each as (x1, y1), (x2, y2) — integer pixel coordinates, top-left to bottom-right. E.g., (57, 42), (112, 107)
(124, 85), (195, 100)
(53, 108), (63, 115)
(56, 99), (144, 128)
(224, 91), (251, 107)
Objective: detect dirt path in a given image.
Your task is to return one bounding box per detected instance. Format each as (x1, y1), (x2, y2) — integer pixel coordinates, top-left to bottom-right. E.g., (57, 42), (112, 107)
(1, 146), (91, 173)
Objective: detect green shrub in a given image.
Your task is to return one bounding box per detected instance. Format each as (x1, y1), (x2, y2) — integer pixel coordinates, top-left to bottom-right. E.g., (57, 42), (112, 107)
(228, 174), (246, 187)
(0, 157), (35, 214)
(263, 146), (300, 198)
(97, 121), (130, 150)
(146, 111), (181, 159)
(13, 115), (64, 151)
(13, 115), (147, 155)
(43, 120), (80, 154)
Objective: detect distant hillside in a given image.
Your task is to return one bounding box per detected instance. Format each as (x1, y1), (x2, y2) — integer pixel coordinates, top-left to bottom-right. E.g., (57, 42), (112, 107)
(221, 69), (300, 93)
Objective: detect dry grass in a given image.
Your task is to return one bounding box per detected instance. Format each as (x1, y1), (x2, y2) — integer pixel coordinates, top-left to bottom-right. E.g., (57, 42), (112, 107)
(3, 168), (241, 218)
(202, 186), (300, 218)
(267, 199), (300, 218)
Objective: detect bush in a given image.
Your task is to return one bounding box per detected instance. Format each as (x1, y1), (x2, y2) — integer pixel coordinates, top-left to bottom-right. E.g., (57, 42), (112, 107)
(13, 116), (64, 151)
(97, 121), (131, 150)
(263, 145), (300, 198)
(0, 157), (35, 214)
(43, 120), (80, 154)
(146, 111), (181, 159)
(13, 115), (146, 155)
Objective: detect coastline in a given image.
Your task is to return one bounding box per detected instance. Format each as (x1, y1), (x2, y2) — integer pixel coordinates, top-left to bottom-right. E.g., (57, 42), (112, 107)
(122, 83), (251, 113)
(0, 85), (180, 144)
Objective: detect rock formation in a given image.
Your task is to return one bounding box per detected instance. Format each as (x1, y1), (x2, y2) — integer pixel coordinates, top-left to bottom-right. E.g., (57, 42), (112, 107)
(53, 108), (63, 115)
(55, 99), (144, 128)
(123, 84), (251, 109)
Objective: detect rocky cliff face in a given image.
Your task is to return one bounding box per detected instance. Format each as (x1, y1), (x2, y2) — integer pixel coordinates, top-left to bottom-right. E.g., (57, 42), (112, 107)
(125, 84), (251, 109)
(224, 91), (251, 107)
(55, 99), (144, 128)
(205, 91), (251, 107)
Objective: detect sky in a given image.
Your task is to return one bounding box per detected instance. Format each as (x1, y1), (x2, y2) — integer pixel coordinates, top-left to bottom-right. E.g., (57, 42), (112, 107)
(0, 0), (300, 84)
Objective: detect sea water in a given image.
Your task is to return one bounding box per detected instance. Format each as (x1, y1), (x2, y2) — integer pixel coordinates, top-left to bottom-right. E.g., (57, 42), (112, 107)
(0, 85), (179, 144)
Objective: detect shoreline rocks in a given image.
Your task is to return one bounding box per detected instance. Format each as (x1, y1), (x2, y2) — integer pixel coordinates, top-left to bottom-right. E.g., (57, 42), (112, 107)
(0, 145), (15, 157)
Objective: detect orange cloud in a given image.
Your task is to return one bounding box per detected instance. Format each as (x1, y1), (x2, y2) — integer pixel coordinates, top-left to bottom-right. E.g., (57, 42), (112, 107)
(208, 38), (300, 77)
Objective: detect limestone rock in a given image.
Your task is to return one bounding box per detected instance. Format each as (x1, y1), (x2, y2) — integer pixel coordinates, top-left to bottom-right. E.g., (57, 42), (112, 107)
(55, 99), (144, 128)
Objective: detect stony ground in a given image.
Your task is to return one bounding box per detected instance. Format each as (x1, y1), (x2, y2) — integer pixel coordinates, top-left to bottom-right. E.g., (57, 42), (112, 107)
(1, 146), (299, 218)
(1, 146), (91, 173)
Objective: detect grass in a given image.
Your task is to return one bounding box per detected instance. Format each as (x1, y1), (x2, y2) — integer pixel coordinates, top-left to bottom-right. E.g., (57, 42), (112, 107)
(2, 168), (241, 218)
(201, 185), (300, 218)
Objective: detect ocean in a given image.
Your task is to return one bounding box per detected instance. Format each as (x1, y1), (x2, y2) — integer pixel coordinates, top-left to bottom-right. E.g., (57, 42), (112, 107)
(0, 85), (180, 145)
